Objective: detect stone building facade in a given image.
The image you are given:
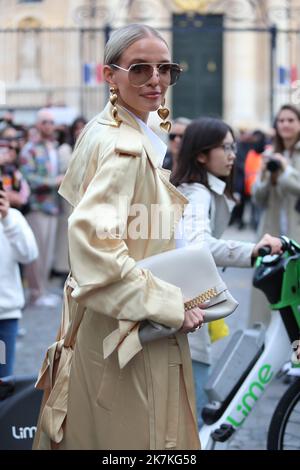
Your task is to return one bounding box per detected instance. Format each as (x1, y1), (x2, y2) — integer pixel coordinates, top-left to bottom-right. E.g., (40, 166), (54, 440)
(0, 0), (299, 128)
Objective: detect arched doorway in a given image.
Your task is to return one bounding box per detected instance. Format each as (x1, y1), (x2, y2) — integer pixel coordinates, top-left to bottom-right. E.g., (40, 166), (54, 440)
(172, 13), (223, 119)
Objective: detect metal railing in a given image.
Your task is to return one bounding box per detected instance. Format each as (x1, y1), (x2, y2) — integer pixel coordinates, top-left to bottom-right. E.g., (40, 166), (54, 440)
(0, 24), (299, 124)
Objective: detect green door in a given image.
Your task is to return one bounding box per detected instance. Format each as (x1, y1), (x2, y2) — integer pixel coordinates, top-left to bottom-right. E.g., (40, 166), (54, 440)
(172, 14), (223, 119)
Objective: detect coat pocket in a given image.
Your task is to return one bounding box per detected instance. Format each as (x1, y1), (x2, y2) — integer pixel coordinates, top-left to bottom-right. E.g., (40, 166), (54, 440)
(96, 355), (121, 411)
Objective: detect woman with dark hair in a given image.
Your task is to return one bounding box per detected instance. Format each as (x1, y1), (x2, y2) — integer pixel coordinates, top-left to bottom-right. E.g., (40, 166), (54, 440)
(250, 104), (300, 327)
(69, 116), (87, 149)
(172, 117), (282, 428)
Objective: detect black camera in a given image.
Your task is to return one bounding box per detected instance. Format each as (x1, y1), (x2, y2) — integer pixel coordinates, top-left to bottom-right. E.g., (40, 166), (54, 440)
(266, 159), (282, 172)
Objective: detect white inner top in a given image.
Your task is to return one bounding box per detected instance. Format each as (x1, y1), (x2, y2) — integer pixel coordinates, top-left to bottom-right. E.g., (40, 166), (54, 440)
(126, 109), (167, 167)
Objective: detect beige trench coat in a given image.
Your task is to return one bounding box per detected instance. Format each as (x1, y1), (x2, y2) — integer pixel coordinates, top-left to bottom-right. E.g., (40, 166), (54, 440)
(33, 103), (200, 450)
(249, 142), (300, 326)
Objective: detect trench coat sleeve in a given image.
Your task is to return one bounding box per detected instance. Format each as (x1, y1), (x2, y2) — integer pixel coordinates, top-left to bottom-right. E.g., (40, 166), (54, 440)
(68, 141), (184, 331)
(252, 172), (272, 207)
(277, 165), (300, 196)
(183, 185), (253, 267)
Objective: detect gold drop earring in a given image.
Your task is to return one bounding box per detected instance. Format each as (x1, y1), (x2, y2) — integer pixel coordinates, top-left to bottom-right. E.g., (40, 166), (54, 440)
(109, 87), (122, 125)
(157, 98), (171, 132)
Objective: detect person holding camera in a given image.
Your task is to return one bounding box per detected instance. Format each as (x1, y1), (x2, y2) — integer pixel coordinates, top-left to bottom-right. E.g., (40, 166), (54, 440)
(0, 127), (30, 211)
(250, 104), (300, 326)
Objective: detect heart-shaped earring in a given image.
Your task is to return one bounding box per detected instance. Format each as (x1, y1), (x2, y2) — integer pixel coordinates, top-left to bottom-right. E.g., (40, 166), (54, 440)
(160, 121), (172, 132)
(158, 98), (171, 133)
(157, 107), (170, 120)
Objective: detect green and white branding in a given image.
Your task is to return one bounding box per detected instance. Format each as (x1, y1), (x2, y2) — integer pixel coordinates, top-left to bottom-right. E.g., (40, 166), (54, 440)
(226, 364), (273, 427)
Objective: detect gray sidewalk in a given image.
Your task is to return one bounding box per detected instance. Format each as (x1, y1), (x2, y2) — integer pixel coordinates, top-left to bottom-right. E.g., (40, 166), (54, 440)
(15, 279), (62, 377)
(14, 223), (289, 450)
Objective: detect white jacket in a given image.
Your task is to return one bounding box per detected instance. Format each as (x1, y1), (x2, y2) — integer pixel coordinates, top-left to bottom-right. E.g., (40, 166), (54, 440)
(177, 173), (255, 364)
(178, 173), (254, 267)
(0, 209), (38, 320)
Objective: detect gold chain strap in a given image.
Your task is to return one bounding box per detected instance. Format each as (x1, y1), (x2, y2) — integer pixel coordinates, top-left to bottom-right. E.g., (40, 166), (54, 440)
(184, 287), (217, 311)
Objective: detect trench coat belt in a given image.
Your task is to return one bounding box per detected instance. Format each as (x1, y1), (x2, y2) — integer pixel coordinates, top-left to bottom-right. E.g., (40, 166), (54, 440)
(35, 274), (85, 444)
(103, 319), (143, 369)
(165, 338), (182, 449)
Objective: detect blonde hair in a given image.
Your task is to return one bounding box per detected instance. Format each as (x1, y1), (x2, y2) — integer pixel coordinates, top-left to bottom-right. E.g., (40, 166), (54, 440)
(104, 23), (168, 65)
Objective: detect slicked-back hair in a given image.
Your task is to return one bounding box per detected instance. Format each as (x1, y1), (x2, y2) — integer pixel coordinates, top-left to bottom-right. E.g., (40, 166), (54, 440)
(104, 23), (168, 65)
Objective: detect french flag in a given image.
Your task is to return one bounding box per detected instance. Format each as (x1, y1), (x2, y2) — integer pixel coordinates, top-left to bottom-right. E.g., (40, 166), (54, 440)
(83, 63), (103, 84)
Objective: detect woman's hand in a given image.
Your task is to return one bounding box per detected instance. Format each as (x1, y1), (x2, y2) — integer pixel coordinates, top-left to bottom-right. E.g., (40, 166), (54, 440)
(6, 190), (23, 208)
(180, 306), (205, 334)
(262, 152), (288, 184)
(252, 233), (283, 258)
(271, 153), (288, 171)
(262, 151), (288, 171)
(0, 190), (10, 219)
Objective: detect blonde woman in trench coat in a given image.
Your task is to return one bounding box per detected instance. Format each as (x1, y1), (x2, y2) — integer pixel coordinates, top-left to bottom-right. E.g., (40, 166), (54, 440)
(249, 104), (300, 327)
(33, 24), (204, 450)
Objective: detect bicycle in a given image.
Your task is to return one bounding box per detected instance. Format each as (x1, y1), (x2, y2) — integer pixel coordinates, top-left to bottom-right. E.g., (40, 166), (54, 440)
(199, 236), (300, 450)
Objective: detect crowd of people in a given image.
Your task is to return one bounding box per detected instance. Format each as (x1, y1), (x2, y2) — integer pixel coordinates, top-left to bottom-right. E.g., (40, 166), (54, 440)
(0, 110), (86, 378)
(0, 22), (300, 450)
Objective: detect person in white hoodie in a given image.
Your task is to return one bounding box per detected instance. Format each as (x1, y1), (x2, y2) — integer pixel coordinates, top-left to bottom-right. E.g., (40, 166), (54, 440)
(171, 117), (282, 428)
(0, 187), (38, 378)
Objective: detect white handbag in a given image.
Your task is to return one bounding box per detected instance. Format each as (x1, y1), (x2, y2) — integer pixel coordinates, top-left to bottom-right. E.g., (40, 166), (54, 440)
(137, 243), (238, 343)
